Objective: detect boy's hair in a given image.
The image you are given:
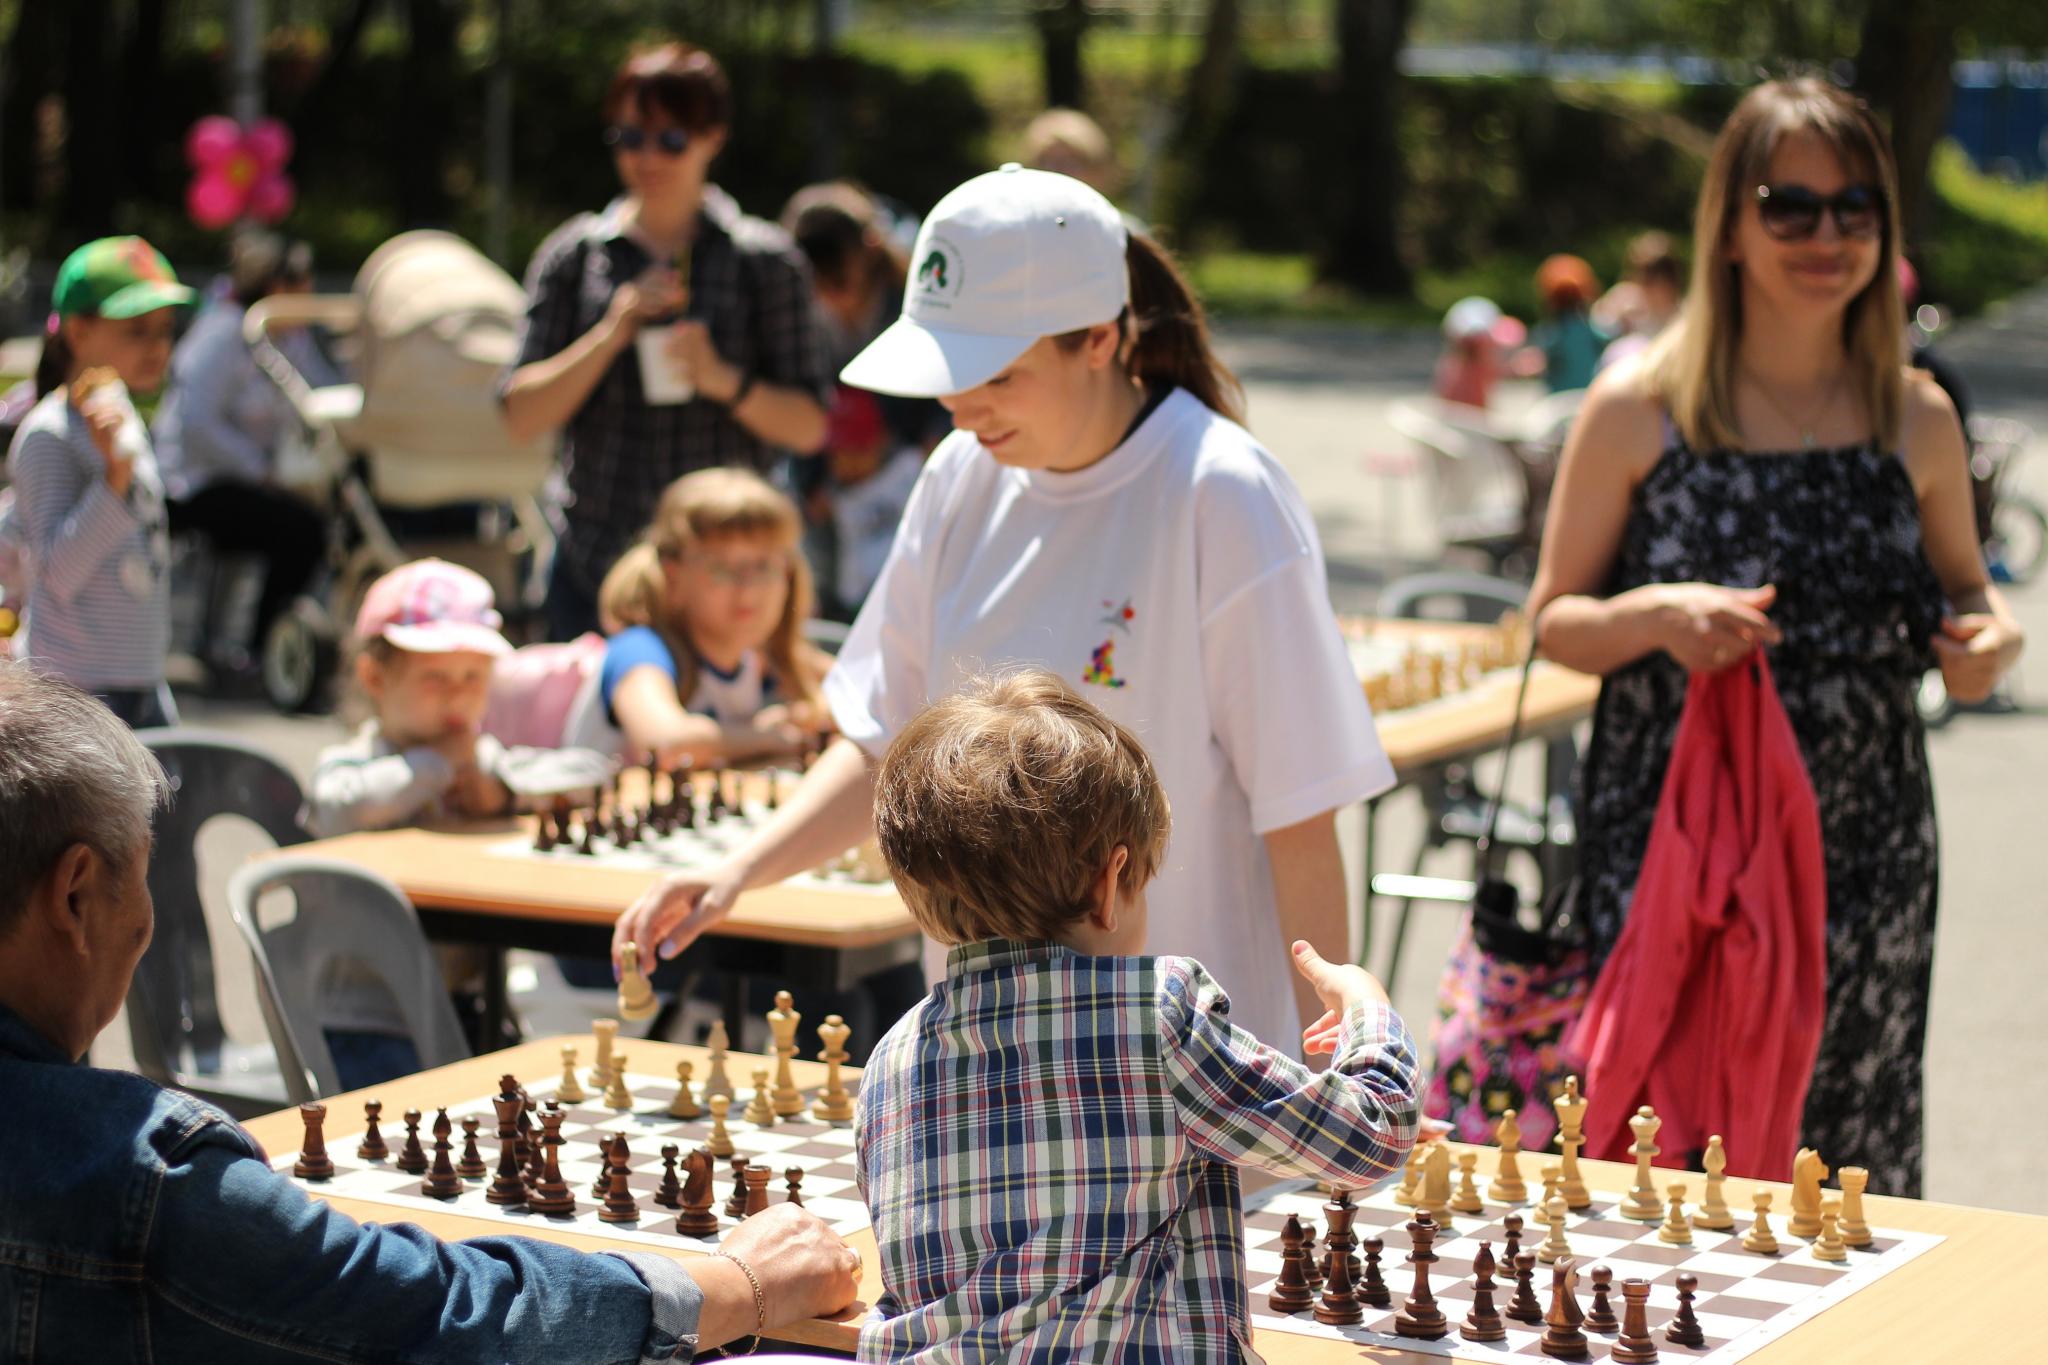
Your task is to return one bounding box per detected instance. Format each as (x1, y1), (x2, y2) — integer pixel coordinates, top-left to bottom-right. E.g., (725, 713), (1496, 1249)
(874, 670), (1170, 946)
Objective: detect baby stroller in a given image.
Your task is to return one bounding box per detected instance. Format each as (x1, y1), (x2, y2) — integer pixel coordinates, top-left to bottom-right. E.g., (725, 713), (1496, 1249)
(243, 230), (554, 711)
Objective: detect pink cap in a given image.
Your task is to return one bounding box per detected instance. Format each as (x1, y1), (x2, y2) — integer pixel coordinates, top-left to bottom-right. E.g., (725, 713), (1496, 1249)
(354, 558), (511, 656)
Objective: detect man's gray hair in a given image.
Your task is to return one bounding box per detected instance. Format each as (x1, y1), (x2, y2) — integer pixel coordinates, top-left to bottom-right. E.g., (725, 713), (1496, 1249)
(0, 662), (169, 933)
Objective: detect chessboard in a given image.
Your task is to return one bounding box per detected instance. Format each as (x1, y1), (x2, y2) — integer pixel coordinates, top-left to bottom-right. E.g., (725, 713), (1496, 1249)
(1241, 1178), (1942, 1362)
(1343, 616), (1532, 716)
(272, 1060), (868, 1252)
(485, 758), (895, 895)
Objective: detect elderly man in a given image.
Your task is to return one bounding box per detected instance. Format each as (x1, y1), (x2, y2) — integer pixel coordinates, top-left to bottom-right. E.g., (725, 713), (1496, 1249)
(0, 661), (858, 1361)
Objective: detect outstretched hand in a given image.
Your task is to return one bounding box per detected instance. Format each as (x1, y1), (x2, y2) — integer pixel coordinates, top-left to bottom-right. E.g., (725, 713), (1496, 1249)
(1292, 940), (1389, 1056)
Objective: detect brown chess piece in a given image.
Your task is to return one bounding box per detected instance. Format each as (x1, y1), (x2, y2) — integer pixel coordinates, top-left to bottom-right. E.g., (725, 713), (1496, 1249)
(591, 1134), (619, 1201)
(486, 1092), (528, 1206)
(1505, 1251), (1544, 1324)
(600, 1158), (640, 1224)
(726, 1157), (752, 1220)
(455, 1116), (488, 1179)
(675, 1148), (719, 1238)
(357, 1100), (389, 1161)
(527, 1109), (575, 1215)
(1664, 1272), (1705, 1348)
(1585, 1264), (1619, 1333)
(654, 1144), (683, 1209)
(293, 1102), (335, 1181)
(1611, 1278), (1658, 1362)
(1267, 1216), (1316, 1314)
(1501, 1211), (1525, 1270)
(743, 1166), (771, 1217)
(1539, 1256), (1588, 1358)
(1392, 1211), (1449, 1339)
(784, 1167), (805, 1206)
(1460, 1240), (1506, 1342)
(395, 1109), (428, 1175)
(422, 1109), (463, 1200)
(1312, 1204), (1363, 1326)
(1357, 1233), (1390, 1309)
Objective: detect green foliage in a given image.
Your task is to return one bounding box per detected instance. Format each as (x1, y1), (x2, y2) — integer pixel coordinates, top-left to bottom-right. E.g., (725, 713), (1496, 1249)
(1920, 142), (2048, 316)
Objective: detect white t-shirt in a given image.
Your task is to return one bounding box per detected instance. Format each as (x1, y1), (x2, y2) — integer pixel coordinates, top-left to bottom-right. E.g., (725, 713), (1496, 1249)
(825, 387), (1394, 1050)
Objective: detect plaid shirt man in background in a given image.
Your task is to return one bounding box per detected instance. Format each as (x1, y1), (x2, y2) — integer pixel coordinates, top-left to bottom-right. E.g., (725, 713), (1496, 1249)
(857, 672), (1420, 1362)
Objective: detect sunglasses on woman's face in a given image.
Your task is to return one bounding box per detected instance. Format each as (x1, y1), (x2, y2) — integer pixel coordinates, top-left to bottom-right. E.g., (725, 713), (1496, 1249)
(604, 124), (690, 156)
(1753, 183), (1885, 242)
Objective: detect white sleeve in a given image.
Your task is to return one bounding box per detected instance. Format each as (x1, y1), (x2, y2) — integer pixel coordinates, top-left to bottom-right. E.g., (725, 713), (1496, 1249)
(821, 440), (964, 756)
(1196, 446), (1393, 833)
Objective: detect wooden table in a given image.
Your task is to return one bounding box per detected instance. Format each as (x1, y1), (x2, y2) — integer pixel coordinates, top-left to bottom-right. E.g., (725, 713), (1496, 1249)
(246, 1035), (2047, 1362)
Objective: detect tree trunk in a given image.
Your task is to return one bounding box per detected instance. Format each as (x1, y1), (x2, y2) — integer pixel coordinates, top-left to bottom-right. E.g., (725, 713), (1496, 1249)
(291, 0), (383, 182)
(61, 0), (119, 240)
(1, 0), (65, 216)
(1177, 0), (1242, 147)
(396, 0), (458, 224)
(120, 0), (168, 201)
(1321, 0), (1414, 296)
(1855, 0), (1957, 261)
(1037, 0), (1089, 110)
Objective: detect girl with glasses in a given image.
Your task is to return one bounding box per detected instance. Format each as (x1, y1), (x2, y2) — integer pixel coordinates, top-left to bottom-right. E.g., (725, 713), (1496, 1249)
(499, 41), (832, 643)
(1529, 78), (2022, 1197)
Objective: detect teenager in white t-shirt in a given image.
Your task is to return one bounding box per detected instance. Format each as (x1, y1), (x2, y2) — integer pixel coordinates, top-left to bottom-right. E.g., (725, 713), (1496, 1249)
(613, 165), (1393, 1046)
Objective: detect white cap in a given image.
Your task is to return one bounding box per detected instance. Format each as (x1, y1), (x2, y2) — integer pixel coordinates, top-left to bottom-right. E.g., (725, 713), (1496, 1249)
(840, 164), (1130, 397)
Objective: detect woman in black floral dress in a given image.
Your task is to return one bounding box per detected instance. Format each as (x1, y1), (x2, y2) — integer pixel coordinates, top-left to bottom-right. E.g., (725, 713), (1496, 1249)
(1529, 79), (2023, 1198)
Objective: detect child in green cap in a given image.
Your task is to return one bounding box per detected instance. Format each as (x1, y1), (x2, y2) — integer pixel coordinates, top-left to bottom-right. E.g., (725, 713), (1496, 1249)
(6, 236), (194, 726)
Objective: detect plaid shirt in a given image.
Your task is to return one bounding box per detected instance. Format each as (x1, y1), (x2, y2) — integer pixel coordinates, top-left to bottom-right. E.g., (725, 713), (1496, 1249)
(855, 940), (1420, 1363)
(504, 189), (833, 592)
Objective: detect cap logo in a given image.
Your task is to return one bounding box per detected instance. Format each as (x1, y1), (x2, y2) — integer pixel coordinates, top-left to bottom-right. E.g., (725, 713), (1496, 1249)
(914, 237), (963, 311)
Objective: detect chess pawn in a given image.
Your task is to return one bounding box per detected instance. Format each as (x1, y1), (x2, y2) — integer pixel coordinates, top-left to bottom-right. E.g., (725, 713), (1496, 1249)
(603, 1055), (633, 1110)
(1451, 1151), (1484, 1214)
(1537, 1187), (1571, 1264)
(784, 1167), (805, 1207)
(1836, 1166), (1874, 1247)
(1742, 1189), (1781, 1255)
(1694, 1134), (1735, 1230)
(1584, 1264), (1618, 1334)
(1357, 1233), (1389, 1308)
(706, 1095), (735, 1156)
(702, 1019), (735, 1099)
(396, 1108), (429, 1175)
(812, 1014), (856, 1123)
(1620, 1105), (1663, 1221)
(616, 942), (658, 1023)
(1505, 1251), (1544, 1325)
(590, 1019), (619, 1088)
(357, 1100), (389, 1161)
(456, 1116), (489, 1179)
(555, 1046), (588, 1104)
(1812, 1197), (1849, 1262)
(654, 1145), (683, 1209)
(1658, 1183), (1694, 1246)
(1489, 1109), (1528, 1203)
(1665, 1272), (1705, 1348)
(743, 1067), (776, 1126)
(668, 1061), (701, 1120)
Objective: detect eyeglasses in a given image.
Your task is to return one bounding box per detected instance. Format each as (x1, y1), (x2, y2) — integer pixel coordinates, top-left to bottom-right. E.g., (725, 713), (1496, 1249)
(686, 552), (788, 588)
(1753, 183), (1885, 242)
(604, 124), (690, 157)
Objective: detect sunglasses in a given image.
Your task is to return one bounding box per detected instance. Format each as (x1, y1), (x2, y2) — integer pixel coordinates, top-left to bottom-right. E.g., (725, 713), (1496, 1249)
(604, 124), (690, 156)
(1753, 183), (1885, 242)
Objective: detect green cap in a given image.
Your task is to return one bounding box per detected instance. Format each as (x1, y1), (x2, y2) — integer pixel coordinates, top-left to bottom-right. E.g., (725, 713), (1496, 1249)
(51, 236), (195, 319)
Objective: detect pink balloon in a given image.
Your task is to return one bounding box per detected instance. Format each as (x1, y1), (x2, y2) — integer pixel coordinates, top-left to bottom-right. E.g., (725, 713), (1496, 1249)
(247, 173), (296, 224)
(245, 119), (294, 172)
(185, 115), (242, 170)
(187, 171), (246, 229)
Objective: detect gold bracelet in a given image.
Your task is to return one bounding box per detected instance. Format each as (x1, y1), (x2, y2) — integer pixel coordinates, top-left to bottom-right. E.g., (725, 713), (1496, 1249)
(714, 1250), (767, 1357)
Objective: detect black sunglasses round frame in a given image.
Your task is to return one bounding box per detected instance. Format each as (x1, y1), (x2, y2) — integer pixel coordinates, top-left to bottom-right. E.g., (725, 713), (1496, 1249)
(1752, 183), (1885, 242)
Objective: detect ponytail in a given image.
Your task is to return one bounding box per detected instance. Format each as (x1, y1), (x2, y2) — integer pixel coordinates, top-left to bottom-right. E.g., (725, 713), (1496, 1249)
(598, 543), (667, 636)
(1122, 233), (1245, 427)
(34, 325), (72, 398)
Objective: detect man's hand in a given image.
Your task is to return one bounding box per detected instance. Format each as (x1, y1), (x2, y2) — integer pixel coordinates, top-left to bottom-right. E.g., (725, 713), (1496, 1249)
(1292, 940), (1390, 1056)
(715, 1202), (862, 1327)
(667, 320), (742, 403)
(613, 861), (750, 970)
(602, 265), (688, 345)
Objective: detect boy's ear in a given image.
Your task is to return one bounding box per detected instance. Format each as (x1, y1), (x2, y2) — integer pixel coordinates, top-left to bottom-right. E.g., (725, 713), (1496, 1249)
(1086, 844), (1132, 932)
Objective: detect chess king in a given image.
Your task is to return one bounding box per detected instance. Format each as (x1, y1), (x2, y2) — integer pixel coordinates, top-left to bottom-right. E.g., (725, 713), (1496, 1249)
(0, 661), (859, 1359)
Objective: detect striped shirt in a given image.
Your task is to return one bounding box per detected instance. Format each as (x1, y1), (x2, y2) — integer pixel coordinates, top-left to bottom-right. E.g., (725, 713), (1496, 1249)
(503, 189), (832, 595)
(855, 940), (1420, 1363)
(5, 387), (170, 690)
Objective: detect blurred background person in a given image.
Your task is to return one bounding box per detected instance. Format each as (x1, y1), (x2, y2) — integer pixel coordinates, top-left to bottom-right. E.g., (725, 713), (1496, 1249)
(1596, 231), (1686, 372)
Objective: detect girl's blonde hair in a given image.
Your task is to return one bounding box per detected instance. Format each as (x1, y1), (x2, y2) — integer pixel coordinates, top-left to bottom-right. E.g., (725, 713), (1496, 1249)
(598, 467), (820, 710)
(1646, 77), (1904, 454)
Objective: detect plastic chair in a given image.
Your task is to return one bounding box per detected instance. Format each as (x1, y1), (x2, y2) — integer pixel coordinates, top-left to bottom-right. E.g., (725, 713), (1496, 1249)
(129, 728), (310, 1115)
(229, 856), (470, 1103)
(1368, 573), (1579, 992)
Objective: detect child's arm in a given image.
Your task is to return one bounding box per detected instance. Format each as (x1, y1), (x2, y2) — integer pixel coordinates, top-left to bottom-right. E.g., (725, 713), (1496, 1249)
(1158, 951), (1419, 1189)
(612, 665), (808, 767)
(302, 738), (459, 838)
(10, 424), (141, 606)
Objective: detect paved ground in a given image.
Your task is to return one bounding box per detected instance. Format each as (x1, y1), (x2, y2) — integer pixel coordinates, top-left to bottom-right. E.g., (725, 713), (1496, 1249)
(93, 295), (2048, 1216)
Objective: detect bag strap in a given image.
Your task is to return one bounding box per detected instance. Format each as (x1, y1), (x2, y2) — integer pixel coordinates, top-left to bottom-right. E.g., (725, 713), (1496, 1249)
(1473, 609), (1546, 878)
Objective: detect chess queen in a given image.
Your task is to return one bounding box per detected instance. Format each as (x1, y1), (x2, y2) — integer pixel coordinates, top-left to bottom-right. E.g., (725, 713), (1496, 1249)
(614, 164), (1397, 1050)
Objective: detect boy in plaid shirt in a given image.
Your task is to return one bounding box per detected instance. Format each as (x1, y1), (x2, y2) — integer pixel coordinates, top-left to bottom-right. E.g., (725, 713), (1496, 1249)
(856, 670), (1420, 1362)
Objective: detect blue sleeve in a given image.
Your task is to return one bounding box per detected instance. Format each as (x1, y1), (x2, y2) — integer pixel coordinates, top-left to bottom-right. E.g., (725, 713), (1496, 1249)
(600, 626), (679, 713)
(149, 1141), (700, 1362)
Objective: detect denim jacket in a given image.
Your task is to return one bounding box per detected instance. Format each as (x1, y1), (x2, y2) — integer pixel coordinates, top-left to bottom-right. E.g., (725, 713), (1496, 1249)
(0, 1002), (701, 1363)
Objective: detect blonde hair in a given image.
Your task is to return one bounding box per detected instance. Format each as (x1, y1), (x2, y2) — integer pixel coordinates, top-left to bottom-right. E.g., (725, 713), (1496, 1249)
(597, 467), (820, 710)
(1646, 77), (1904, 453)
(874, 670), (1171, 946)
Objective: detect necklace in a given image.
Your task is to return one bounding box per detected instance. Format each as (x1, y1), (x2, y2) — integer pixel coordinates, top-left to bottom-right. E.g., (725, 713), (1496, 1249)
(1742, 367), (1845, 450)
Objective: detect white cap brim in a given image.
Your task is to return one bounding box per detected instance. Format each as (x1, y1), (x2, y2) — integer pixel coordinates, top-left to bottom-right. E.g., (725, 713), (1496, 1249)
(839, 315), (1037, 399)
(382, 621), (512, 657)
